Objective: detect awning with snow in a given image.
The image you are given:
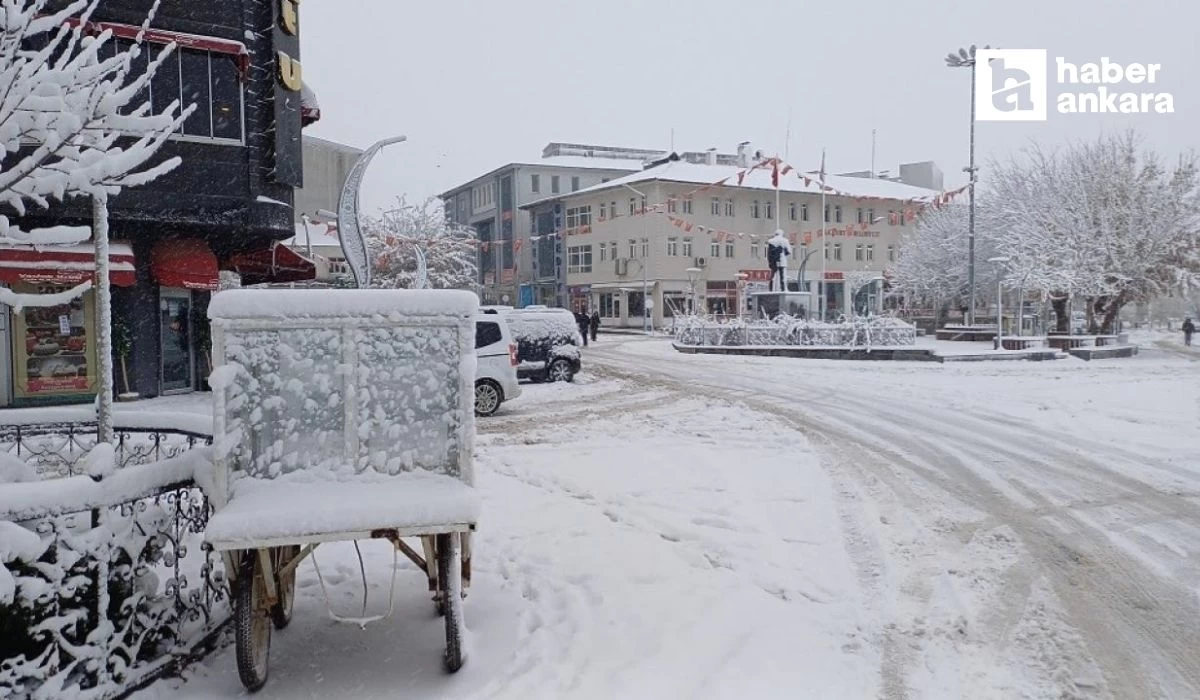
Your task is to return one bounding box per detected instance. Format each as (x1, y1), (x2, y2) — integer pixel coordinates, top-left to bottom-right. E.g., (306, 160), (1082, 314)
(152, 239), (219, 291)
(228, 241), (316, 286)
(63, 18), (251, 78)
(0, 243), (135, 286)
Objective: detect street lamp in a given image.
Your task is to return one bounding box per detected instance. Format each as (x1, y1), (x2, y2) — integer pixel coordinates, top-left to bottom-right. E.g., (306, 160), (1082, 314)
(735, 272), (749, 320)
(686, 266), (702, 315)
(945, 45), (991, 327)
(987, 255), (1010, 349)
(620, 183), (651, 332)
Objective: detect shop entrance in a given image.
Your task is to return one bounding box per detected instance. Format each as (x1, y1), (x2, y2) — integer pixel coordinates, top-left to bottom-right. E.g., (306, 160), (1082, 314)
(160, 289), (193, 393)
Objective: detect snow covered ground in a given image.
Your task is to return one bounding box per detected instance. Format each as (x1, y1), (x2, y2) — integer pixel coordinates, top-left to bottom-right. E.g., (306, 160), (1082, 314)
(135, 334), (1200, 699)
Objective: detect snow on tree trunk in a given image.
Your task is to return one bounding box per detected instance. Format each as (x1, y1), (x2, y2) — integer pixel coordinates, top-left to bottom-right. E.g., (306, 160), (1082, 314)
(93, 195), (113, 444)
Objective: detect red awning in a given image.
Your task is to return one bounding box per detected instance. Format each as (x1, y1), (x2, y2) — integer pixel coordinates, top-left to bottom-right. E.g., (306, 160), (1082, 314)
(0, 243), (135, 286)
(152, 239), (219, 291)
(63, 18), (251, 77)
(229, 242), (316, 286)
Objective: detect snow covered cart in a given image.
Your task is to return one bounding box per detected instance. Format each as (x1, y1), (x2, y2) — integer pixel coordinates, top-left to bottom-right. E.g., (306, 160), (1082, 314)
(204, 289), (480, 692)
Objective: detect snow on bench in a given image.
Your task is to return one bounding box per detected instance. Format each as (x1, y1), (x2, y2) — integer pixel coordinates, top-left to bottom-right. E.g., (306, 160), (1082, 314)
(204, 470), (480, 550)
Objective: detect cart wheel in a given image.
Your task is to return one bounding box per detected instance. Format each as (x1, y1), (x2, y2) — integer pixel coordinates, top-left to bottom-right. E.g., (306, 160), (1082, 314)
(235, 552), (272, 692)
(271, 545), (299, 630)
(437, 533), (466, 673)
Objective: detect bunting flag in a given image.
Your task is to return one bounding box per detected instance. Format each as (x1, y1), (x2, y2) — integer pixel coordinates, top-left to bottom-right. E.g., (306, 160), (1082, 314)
(514, 239), (523, 252)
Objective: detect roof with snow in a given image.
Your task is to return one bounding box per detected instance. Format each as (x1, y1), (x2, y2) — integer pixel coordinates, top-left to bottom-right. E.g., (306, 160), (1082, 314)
(439, 156), (643, 199)
(521, 160), (940, 209)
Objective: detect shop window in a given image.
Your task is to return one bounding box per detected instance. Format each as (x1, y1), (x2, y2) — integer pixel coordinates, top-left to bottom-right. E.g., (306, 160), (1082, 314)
(12, 285), (95, 399)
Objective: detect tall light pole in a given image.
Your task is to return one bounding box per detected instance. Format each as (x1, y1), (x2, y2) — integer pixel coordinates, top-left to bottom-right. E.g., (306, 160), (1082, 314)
(945, 45), (990, 327)
(988, 255), (1010, 349)
(620, 183), (651, 332)
(736, 272), (749, 320)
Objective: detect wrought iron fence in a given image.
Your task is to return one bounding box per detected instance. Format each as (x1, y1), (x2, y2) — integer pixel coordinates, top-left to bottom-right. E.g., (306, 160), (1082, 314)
(674, 315), (918, 350)
(0, 425), (225, 700)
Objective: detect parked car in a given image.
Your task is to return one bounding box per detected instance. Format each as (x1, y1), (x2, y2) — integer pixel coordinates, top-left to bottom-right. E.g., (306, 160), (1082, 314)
(474, 316), (520, 416)
(503, 308), (583, 383)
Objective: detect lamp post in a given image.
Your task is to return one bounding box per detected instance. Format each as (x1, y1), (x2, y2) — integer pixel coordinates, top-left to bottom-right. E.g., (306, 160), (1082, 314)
(686, 266), (702, 315)
(736, 272), (749, 320)
(945, 45), (991, 327)
(620, 183), (651, 332)
(987, 255), (1010, 349)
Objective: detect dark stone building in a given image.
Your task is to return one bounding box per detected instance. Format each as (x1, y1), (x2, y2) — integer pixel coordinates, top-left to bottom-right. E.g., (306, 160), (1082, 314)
(0, 0), (315, 406)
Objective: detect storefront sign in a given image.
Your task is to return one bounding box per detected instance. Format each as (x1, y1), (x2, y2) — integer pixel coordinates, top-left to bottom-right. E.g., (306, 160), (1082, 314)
(739, 269), (772, 282)
(271, 0), (303, 186)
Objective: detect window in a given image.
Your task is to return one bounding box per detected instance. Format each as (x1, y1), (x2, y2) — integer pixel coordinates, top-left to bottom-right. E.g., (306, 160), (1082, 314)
(568, 245), (593, 273)
(888, 245), (896, 262)
(628, 239), (637, 259)
(599, 242), (609, 262)
(867, 208), (875, 225)
(824, 203), (830, 223)
(765, 201), (773, 220)
(751, 200), (761, 218)
(640, 238), (649, 257)
(725, 239), (735, 258)
(531, 174), (540, 193)
(855, 244), (865, 262)
(667, 198), (677, 214)
(475, 322), (503, 349)
(641, 197), (647, 213)
(599, 292), (620, 319)
(667, 237), (679, 256)
(899, 210), (907, 227)
(629, 198), (636, 216)
(711, 239), (720, 257)
(711, 197), (721, 216)
(824, 243), (830, 260)
(551, 175), (560, 194)
(751, 240), (761, 258)
(801, 203), (809, 222)
(565, 205), (592, 229)
(682, 237), (693, 257)
(682, 197), (693, 214)
(835, 206), (843, 223)
(857, 208), (864, 224)
(789, 202), (797, 221)
(725, 199), (735, 217)
(600, 202), (607, 220)
(866, 245), (875, 262)
(571, 176), (580, 192)
(144, 43), (243, 142)
(611, 201), (618, 218)
(834, 243), (843, 261)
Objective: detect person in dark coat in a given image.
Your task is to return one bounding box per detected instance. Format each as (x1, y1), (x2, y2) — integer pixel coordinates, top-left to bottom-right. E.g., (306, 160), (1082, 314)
(575, 310), (590, 346)
(589, 311), (600, 342)
(1184, 318), (1195, 347)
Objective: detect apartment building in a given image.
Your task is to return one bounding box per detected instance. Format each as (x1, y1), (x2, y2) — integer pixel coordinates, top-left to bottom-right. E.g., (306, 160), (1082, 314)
(524, 154), (939, 326)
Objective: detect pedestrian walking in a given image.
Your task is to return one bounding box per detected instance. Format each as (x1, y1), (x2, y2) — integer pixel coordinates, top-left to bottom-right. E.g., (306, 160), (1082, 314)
(1184, 317), (1195, 347)
(575, 310), (590, 347)
(589, 311), (600, 342)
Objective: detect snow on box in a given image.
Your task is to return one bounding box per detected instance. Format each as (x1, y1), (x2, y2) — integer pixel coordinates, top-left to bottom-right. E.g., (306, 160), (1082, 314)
(206, 288), (478, 545)
(208, 288), (478, 321)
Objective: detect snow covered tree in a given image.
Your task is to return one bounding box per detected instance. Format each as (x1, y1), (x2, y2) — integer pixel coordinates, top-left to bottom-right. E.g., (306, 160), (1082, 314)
(988, 133), (1200, 333)
(0, 0), (192, 440)
(363, 197), (479, 291)
(889, 202), (1001, 318)
(0, 0), (189, 245)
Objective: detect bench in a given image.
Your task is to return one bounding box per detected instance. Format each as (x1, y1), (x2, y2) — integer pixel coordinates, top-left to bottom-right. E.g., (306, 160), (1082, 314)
(1046, 334), (1119, 351)
(936, 326), (997, 342)
(1000, 337), (1044, 350)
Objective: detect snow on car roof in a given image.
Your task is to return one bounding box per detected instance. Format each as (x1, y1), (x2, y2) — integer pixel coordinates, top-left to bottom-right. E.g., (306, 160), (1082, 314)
(209, 289), (478, 320)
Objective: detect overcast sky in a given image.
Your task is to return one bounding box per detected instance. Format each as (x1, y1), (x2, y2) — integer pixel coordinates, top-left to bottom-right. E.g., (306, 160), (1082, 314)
(301, 0), (1196, 214)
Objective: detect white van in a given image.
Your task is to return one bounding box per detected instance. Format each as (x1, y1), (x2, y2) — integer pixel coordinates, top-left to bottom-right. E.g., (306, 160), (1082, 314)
(474, 315), (521, 416)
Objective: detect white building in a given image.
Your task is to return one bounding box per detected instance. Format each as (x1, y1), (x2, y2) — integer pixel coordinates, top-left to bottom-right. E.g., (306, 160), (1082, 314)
(285, 135), (363, 283)
(524, 151), (940, 326)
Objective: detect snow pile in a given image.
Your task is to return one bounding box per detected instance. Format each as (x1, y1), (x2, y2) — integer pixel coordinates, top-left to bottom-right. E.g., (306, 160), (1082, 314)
(0, 521), (47, 605)
(675, 314), (917, 349)
(0, 451), (38, 484)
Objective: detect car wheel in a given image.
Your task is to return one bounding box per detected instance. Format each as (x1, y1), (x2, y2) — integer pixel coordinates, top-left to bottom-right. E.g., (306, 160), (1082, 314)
(547, 359), (574, 383)
(474, 380), (502, 416)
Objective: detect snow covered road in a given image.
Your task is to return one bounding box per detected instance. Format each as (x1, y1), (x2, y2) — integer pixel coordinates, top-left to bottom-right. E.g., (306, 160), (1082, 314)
(139, 335), (1200, 699)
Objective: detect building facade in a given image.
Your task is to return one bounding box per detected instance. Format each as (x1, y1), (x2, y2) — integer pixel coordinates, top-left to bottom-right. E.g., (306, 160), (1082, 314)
(0, 0), (310, 406)
(524, 157), (939, 327)
(288, 136), (363, 283)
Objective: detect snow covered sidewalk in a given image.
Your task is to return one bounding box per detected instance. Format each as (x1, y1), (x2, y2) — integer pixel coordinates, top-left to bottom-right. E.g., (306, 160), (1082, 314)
(134, 375), (869, 699)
